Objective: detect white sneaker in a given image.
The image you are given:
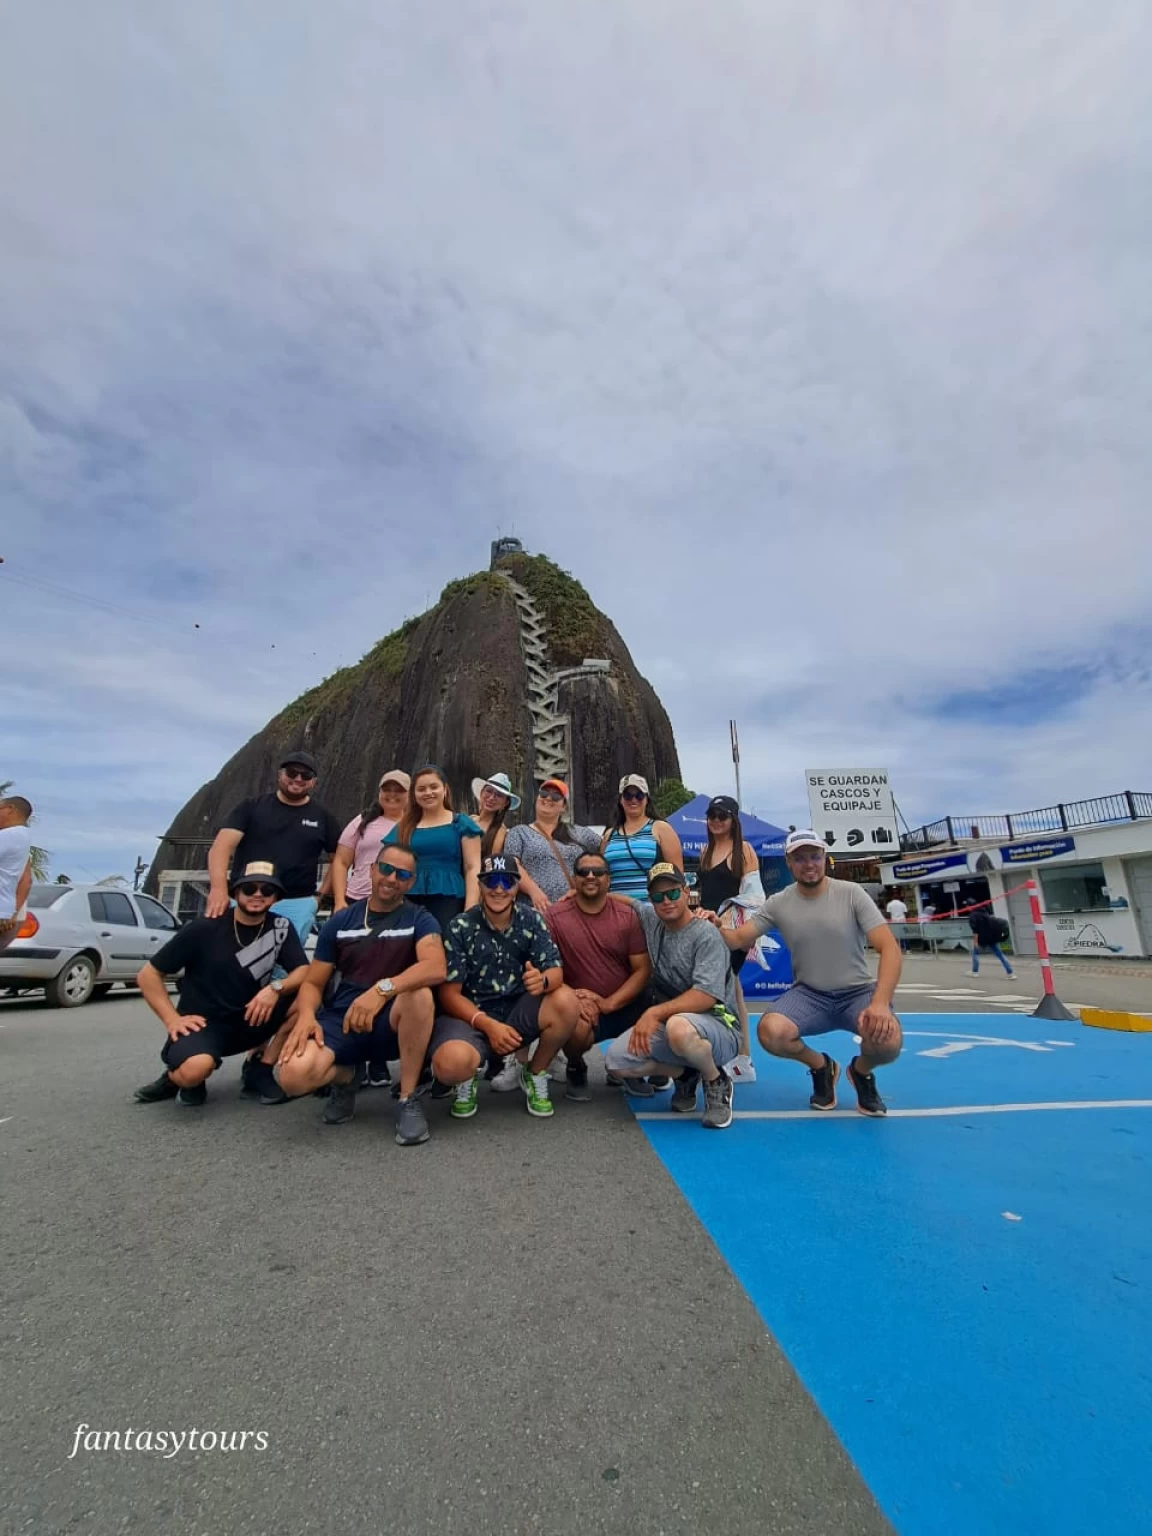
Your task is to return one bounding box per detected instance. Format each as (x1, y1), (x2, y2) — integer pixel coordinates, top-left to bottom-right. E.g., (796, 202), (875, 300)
(728, 1053), (757, 1082)
(490, 1055), (521, 1092)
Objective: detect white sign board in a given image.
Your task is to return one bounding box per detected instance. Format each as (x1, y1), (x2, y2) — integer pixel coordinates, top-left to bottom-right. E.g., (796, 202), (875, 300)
(804, 768), (900, 855)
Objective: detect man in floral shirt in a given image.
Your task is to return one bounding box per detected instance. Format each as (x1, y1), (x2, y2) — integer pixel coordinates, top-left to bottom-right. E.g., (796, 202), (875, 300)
(431, 854), (579, 1119)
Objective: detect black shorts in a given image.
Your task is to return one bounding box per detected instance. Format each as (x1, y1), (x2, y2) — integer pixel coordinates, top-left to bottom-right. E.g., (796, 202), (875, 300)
(161, 999), (291, 1070)
(593, 996), (652, 1043)
(318, 999), (400, 1068)
(429, 993), (544, 1067)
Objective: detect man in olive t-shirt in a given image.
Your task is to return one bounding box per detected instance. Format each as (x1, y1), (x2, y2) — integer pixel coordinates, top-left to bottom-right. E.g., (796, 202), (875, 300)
(720, 830), (902, 1117)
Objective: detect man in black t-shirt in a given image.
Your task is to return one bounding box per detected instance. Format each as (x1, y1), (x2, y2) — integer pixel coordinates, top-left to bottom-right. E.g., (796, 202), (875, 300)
(204, 750), (343, 945)
(277, 843), (447, 1147)
(134, 861), (310, 1108)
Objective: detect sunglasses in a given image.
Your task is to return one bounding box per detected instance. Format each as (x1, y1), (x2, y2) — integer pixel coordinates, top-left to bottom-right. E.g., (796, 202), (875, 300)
(538, 789), (565, 803)
(621, 788), (646, 802)
(707, 810), (733, 821)
(481, 874), (519, 892)
(575, 866), (609, 879)
(790, 848), (825, 862)
(281, 768), (315, 782)
(236, 883), (279, 898)
(376, 861), (415, 882)
(650, 886), (683, 905)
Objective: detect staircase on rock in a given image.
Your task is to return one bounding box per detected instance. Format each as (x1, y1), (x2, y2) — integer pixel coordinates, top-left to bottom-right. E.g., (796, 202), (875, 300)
(500, 575), (610, 791)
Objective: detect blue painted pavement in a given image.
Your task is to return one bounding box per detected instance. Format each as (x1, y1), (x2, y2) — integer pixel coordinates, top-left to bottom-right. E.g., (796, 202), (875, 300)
(626, 1014), (1152, 1535)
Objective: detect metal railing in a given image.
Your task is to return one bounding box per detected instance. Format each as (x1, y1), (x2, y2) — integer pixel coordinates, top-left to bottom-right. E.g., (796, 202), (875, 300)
(901, 792), (1152, 852)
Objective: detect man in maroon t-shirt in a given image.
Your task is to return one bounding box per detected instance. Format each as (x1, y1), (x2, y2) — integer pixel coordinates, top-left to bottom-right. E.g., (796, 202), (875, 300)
(546, 852), (652, 1102)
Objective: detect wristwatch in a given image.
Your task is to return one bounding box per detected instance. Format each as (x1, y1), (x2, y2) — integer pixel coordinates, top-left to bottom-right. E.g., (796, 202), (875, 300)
(270, 979), (284, 994)
(375, 978), (395, 998)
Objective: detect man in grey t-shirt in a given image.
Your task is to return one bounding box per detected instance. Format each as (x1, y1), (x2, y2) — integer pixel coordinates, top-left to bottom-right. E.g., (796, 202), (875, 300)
(604, 863), (740, 1129)
(720, 830), (903, 1116)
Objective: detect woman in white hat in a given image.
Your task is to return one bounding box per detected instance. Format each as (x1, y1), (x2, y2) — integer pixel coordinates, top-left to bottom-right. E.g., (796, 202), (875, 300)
(470, 771), (521, 860)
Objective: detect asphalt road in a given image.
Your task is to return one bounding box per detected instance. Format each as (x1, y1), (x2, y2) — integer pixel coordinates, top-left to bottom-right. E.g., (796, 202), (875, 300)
(1, 994), (891, 1536)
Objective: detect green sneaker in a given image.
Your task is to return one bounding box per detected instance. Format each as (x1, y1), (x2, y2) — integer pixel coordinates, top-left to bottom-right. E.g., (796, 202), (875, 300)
(450, 1074), (479, 1119)
(520, 1063), (554, 1118)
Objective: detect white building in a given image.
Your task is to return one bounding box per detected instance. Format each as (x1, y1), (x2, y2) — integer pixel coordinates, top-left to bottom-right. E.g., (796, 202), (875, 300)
(881, 792), (1152, 960)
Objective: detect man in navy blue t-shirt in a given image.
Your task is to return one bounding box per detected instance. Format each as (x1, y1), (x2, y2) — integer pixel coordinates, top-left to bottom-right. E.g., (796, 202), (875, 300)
(277, 843), (447, 1146)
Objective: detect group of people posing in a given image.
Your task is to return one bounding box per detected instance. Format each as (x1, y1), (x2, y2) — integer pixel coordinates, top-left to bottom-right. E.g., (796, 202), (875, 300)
(133, 752), (904, 1145)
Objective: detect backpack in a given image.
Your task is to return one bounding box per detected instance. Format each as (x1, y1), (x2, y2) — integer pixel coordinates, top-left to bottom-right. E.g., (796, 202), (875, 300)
(990, 916), (1010, 944)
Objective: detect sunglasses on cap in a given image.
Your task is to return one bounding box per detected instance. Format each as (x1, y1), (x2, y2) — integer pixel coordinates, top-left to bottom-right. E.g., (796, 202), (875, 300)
(236, 882), (279, 899)
(480, 873), (518, 892)
(649, 886), (683, 905)
(376, 861), (415, 882)
(281, 767), (315, 782)
(621, 788), (646, 802)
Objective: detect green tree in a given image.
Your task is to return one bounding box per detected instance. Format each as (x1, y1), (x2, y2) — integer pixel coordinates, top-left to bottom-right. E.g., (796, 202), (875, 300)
(0, 780), (49, 880)
(651, 777), (694, 820)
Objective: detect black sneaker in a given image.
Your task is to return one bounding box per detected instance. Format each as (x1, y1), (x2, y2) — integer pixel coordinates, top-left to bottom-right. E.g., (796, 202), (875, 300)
(701, 1070), (734, 1130)
(241, 1057), (287, 1105)
(395, 1094), (430, 1146)
(368, 1061), (392, 1089)
(322, 1077), (357, 1124)
(605, 1071), (626, 1089)
(134, 1071), (178, 1104)
(808, 1053), (840, 1111)
(176, 1084), (207, 1107)
(647, 1075), (672, 1091)
(847, 1057), (887, 1117)
(564, 1064), (591, 1102)
(671, 1069), (700, 1114)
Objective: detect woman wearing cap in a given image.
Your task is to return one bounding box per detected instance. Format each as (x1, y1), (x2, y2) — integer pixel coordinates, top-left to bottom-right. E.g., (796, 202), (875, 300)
(471, 772), (520, 860)
(600, 775), (684, 902)
(696, 795), (764, 1073)
(330, 771), (412, 912)
(503, 780), (601, 914)
(384, 765), (482, 929)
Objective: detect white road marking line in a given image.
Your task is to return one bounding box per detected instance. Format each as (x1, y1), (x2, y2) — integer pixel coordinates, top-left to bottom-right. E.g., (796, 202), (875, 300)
(636, 1100), (1152, 1121)
(0, 1117), (11, 1126)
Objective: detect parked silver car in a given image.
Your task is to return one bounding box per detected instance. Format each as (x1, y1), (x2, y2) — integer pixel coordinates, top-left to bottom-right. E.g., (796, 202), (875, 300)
(0, 884), (182, 1007)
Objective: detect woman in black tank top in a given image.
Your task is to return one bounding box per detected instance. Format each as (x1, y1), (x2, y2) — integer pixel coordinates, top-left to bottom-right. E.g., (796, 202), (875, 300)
(697, 796), (762, 1066)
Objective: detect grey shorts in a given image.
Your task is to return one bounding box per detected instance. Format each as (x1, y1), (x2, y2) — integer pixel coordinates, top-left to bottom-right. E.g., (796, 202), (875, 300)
(769, 983), (876, 1037)
(604, 1012), (740, 1074)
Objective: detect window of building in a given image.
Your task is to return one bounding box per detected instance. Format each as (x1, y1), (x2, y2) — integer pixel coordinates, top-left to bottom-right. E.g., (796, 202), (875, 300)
(1040, 861), (1109, 913)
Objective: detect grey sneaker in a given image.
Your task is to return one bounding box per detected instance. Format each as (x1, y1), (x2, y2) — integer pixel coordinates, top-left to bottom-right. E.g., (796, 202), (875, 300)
(176, 1083), (207, 1108)
(322, 1077), (357, 1124)
(395, 1094), (430, 1146)
(564, 1064), (591, 1102)
(671, 1069), (700, 1114)
(701, 1071), (734, 1130)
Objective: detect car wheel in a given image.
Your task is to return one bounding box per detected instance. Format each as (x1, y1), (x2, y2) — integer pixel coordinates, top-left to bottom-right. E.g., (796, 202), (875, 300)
(92, 984), (114, 999)
(46, 954), (98, 1008)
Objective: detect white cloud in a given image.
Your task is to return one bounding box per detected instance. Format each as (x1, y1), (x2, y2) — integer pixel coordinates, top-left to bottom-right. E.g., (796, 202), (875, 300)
(2, 0), (1151, 875)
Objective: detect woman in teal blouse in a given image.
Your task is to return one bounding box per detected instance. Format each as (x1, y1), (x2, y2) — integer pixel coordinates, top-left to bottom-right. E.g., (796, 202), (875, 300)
(383, 765), (481, 930)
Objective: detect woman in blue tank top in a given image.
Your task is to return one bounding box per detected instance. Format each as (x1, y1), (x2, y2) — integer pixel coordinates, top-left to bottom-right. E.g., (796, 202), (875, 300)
(600, 773), (685, 900)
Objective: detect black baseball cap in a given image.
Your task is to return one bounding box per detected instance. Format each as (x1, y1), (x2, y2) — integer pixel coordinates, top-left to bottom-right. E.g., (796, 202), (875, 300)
(480, 853), (521, 882)
(230, 860), (286, 894)
(647, 861), (687, 890)
(706, 795), (740, 819)
(279, 750), (318, 776)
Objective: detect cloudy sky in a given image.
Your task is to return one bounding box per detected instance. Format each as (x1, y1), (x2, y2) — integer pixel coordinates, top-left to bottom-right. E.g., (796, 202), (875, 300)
(3, 1), (1150, 880)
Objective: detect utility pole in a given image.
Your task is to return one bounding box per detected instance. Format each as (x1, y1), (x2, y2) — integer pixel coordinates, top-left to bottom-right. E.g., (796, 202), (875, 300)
(133, 857), (147, 892)
(730, 719), (742, 810)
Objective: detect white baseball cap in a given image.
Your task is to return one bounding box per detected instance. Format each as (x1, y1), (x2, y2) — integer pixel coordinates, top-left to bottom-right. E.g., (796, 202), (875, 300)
(784, 829), (827, 855)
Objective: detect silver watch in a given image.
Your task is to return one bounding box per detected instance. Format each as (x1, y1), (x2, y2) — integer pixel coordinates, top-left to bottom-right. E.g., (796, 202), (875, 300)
(375, 977), (395, 998)
(270, 979), (284, 994)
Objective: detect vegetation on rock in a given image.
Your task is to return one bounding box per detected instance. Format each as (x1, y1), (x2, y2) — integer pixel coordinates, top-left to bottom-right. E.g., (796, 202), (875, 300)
(496, 553), (607, 668)
(274, 615), (421, 729)
(651, 777), (695, 820)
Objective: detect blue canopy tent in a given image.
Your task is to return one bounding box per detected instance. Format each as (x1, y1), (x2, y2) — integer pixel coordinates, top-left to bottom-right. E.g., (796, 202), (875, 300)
(663, 796), (793, 999)
(664, 795), (788, 857)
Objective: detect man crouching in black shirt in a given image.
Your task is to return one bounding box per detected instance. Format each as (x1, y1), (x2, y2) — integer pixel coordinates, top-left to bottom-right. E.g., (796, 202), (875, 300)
(134, 862), (310, 1108)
